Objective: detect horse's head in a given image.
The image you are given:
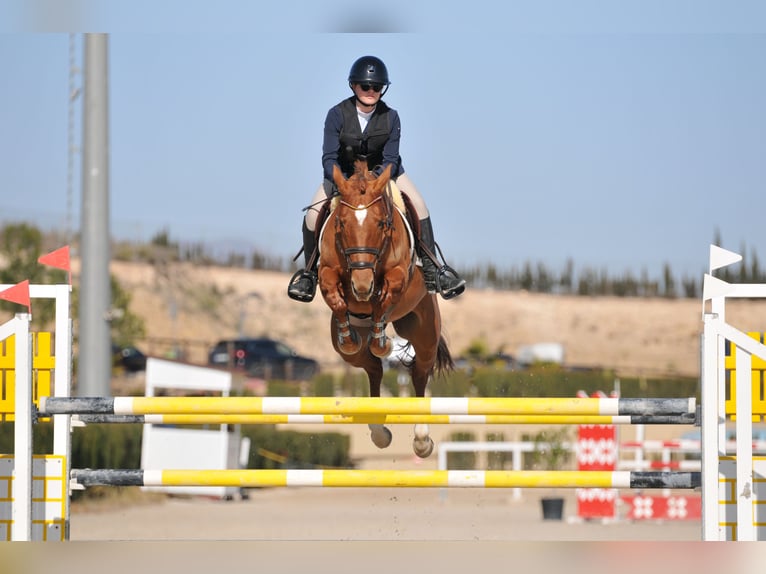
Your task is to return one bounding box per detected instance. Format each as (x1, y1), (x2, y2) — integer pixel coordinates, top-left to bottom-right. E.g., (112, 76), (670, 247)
(331, 162), (394, 302)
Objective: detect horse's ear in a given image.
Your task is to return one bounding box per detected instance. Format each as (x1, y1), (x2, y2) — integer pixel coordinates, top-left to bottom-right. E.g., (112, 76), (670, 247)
(378, 164), (393, 182)
(371, 164), (393, 195)
(332, 164), (346, 190)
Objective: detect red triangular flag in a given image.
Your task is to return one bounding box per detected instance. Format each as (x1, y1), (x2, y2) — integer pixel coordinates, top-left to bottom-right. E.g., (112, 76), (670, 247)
(38, 245), (71, 284)
(0, 280), (31, 312)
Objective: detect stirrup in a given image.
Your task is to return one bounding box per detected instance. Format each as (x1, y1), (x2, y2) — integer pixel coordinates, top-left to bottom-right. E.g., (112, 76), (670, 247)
(287, 269), (317, 302)
(436, 264), (466, 300)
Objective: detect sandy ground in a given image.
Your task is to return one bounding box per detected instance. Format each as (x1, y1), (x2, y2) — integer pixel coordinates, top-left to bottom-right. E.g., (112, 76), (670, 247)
(59, 487), (717, 574)
(69, 487), (701, 542)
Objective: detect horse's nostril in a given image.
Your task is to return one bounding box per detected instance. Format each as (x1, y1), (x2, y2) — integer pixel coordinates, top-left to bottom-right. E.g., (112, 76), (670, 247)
(351, 277), (374, 302)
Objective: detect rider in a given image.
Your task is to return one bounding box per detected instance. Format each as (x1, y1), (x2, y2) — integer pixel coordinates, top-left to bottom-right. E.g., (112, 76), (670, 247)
(288, 55), (466, 302)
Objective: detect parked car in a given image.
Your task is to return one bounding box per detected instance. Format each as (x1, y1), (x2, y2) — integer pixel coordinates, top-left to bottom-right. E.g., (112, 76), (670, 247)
(208, 337), (319, 380)
(112, 344), (147, 372)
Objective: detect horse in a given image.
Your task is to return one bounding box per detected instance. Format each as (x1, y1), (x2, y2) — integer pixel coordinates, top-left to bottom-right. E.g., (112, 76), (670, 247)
(317, 159), (454, 458)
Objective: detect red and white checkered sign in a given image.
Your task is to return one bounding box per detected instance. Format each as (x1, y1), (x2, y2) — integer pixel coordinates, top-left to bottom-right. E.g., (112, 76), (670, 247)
(621, 495), (702, 520)
(577, 424), (617, 519)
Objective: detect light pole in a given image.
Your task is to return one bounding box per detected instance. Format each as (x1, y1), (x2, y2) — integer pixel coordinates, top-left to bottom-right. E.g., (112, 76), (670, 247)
(78, 33), (110, 397)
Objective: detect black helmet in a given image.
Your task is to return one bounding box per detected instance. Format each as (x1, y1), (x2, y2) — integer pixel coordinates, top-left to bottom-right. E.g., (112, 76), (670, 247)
(348, 56), (390, 86)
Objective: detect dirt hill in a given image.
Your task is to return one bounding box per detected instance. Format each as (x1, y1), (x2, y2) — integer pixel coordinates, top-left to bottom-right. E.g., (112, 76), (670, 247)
(108, 260), (766, 377)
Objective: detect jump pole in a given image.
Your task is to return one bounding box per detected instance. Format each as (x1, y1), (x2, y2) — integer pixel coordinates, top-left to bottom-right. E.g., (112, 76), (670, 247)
(39, 396), (696, 417)
(75, 413), (697, 426)
(71, 468), (701, 490)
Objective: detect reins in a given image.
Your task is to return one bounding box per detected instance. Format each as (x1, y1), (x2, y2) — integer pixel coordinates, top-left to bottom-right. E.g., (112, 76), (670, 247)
(337, 195), (384, 212)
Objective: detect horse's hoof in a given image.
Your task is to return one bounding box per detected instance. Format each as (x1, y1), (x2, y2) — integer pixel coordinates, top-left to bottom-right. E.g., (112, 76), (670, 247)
(369, 424), (392, 449)
(413, 437), (434, 458)
(369, 338), (392, 359)
(337, 330), (362, 355)
(338, 340), (363, 355)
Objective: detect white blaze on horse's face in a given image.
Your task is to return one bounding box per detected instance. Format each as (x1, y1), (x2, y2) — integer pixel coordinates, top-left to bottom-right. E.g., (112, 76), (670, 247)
(354, 205), (367, 226)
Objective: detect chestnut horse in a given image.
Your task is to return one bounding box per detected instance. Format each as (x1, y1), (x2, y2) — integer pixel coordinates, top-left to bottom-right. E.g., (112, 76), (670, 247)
(318, 160), (453, 458)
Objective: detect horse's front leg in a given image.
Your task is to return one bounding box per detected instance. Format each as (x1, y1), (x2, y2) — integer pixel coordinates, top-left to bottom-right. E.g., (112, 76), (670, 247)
(368, 269), (406, 358)
(319, 267), (361, 355)
(364, 359), (392, 449)
(335, 312), (362, 355)
(368, 315), (392, 359)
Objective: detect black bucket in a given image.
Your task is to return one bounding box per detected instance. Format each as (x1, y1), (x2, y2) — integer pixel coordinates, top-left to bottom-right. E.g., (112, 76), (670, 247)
(541, 497), (565, 520)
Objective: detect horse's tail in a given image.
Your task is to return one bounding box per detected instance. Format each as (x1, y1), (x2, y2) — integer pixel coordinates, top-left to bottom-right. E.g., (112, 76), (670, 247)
(397, 336), (454, 378)
(433, 334), (455, 378)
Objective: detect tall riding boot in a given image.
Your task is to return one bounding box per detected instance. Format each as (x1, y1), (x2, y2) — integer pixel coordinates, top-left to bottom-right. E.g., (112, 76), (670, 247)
(418, 217), (466, 300)
(287, 221), (319, 302)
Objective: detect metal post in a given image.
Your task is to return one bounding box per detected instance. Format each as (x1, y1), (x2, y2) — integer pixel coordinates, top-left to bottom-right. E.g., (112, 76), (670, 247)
(78, 33), (111, 397)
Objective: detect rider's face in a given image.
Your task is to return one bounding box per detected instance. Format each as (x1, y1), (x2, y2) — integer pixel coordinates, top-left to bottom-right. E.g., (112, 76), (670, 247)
(352, 82), (382, 107)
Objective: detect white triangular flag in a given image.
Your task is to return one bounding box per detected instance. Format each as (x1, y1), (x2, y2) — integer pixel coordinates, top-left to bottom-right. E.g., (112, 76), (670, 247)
(709, 244), (742, 272)
(702, 273), (735, 301)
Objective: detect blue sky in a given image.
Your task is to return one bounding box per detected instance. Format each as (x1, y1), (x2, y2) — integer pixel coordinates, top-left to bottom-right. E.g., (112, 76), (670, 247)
(1, 1), (765, 279)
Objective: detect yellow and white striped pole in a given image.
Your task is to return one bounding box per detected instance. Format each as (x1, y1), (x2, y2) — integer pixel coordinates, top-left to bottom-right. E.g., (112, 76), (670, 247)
(76, 413), (695, 425)
(71, 468), (701, 490)
(42, 396), (696, 417)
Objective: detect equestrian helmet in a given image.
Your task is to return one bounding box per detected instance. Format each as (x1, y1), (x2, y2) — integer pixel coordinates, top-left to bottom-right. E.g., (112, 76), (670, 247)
(348, 56), (390, 86)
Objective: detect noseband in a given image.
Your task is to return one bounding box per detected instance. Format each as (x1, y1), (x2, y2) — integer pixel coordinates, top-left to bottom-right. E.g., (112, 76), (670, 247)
(335, 191), (394, 273)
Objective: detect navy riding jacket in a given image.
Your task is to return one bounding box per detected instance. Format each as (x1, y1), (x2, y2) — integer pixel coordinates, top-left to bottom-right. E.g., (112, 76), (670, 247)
(322, 96), (405, 182)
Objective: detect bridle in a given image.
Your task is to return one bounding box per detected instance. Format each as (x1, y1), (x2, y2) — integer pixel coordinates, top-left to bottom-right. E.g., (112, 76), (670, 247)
(334, 189), (395, 274)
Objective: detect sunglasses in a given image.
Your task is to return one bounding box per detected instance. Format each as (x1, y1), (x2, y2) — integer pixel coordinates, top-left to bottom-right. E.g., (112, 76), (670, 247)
(358, 83), (384, 93)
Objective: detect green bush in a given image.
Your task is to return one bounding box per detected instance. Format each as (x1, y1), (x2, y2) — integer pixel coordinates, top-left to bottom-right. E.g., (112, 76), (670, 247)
(241, 426), (352, 469)
(255, 363), (698, 402)
(530, 426), (572, 470)
(430, 369), (473, 397)
(446, 431), (476, 469)
(335, 371), (370, 396)
(0, 423), (142, 468)
(313, 373), (336, 396)
(0, 421), (54, 454)
(486, 432), (508, 470)
(448, 365), (699, 400)
(266, 380), (303, 396)
(381, 369), (403, 397)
